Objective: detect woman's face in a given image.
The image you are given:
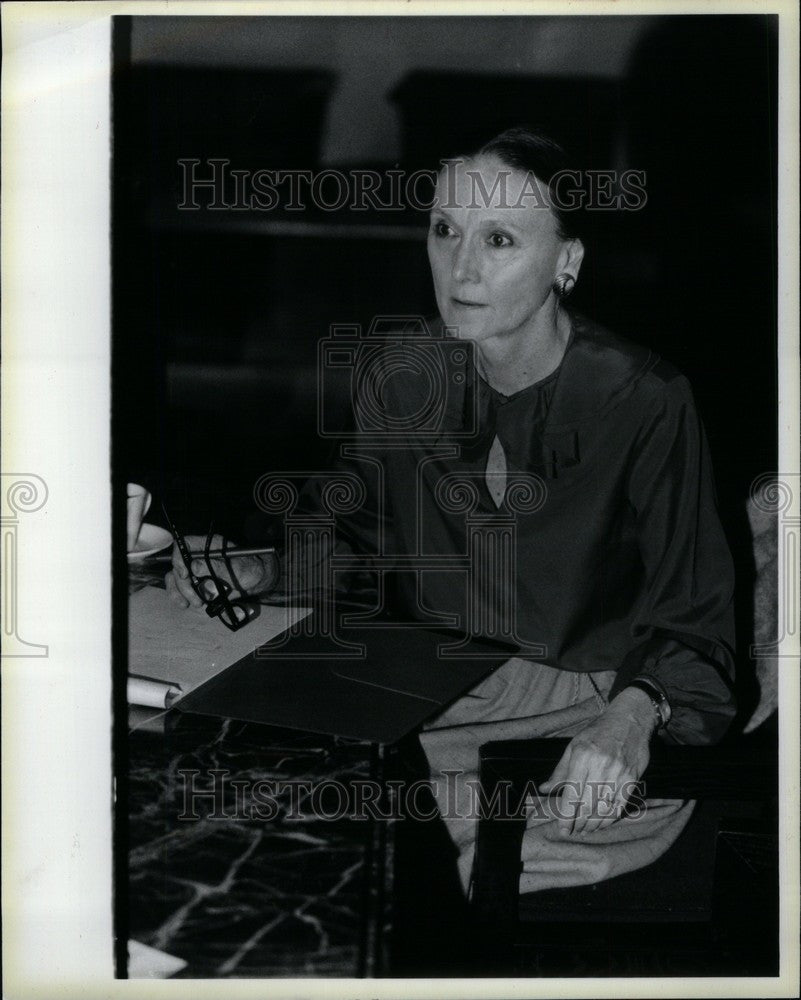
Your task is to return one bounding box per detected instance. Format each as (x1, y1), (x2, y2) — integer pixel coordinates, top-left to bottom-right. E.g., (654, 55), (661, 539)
(427, 154), (578, 344)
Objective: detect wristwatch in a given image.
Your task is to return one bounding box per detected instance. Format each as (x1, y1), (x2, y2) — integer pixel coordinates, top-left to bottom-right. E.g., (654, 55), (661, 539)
(626, 677), (672, 731)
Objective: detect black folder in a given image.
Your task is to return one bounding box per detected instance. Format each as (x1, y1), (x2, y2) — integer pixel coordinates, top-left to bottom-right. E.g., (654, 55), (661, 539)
(175, 620), (515, 744)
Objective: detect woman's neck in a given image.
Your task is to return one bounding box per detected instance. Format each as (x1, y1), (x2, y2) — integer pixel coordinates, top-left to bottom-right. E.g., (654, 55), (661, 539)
(476, 304), (571, 396)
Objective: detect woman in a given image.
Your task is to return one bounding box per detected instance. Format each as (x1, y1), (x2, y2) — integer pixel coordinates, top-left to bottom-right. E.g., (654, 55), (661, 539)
(168, 127), (736, 896)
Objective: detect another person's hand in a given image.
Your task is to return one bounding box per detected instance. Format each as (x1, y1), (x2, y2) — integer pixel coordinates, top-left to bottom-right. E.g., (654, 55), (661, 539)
(538, 686), (657, 837)
(166, 534), (276, 609)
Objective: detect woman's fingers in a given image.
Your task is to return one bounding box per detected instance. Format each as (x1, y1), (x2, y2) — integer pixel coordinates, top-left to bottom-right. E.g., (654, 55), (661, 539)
(588, 804), (626, 834)
(569, 762), (634, 835)
(540, 745), (634, 836)
(166, 534), (271, 610)
(165, 569), (189, 608)
(167, 541), (203, 606)
(538, 747), (583, 836)
(557, 762), (590, 836)
(579, 772), (628, 835)
(569, 749), (602, 835)
(536, 703), (654, 836)
(581, 779), (619, 835)
(540, 748), (586, 835)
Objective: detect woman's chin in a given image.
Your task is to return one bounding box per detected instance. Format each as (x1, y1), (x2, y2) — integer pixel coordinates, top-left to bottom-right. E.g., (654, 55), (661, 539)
(441, 315), (491, 341)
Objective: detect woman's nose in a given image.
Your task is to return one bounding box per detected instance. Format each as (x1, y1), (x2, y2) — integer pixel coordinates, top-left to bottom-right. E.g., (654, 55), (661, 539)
(452, 240), (480, 283)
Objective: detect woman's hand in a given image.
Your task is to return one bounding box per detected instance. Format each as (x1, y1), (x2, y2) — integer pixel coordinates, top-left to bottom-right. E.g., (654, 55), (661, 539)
(538, 687), (657, 837)
(165, 534), (276, 609)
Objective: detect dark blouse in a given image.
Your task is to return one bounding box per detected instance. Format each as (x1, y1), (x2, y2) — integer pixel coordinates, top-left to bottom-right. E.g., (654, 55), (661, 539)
(291, 312), (737, 745)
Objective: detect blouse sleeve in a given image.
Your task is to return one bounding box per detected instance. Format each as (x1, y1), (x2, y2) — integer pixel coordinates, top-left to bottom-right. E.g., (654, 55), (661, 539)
(608, 372), (737, 745)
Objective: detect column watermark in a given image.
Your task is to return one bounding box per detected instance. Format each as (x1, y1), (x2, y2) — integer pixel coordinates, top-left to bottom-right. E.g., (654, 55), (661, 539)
(1, 474), (48, 657)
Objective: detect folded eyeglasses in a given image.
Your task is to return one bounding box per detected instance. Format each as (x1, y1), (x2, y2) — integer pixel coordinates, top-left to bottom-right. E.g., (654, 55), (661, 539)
(162, 506), (259, 632)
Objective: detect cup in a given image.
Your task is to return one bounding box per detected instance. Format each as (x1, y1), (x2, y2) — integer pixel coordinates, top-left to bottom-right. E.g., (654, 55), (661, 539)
(127, 483), (152, 553)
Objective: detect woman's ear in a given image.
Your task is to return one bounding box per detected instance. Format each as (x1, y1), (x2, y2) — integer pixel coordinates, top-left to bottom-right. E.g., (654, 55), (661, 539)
(561, 237), (585, 280)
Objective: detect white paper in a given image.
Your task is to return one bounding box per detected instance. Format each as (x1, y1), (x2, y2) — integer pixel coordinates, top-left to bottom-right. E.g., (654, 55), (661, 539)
(127, 939), (187, 979)
(128, 586), (311, 699)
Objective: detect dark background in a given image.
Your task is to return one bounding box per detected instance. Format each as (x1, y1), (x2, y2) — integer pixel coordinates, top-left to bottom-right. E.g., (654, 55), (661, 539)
(113, 12), (778, 574)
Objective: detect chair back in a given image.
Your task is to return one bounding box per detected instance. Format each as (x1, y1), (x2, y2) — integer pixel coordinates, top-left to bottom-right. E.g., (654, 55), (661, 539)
(744, 492), (779, 732)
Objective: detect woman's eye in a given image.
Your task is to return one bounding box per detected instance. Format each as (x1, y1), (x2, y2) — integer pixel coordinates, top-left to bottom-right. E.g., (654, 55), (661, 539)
(432, 220), (454, 238)
(488, 232), (513, 248)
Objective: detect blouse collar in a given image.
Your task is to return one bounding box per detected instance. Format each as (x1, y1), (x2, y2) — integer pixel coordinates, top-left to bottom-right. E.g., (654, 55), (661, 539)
(434, 309), (657, 478)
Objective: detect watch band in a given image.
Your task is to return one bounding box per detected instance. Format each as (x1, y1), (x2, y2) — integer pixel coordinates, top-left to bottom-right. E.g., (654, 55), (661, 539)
(627, 677), (672, 731)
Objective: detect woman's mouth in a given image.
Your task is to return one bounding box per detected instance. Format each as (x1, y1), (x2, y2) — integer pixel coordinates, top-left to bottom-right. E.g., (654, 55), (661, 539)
(451, 297), (487, 308)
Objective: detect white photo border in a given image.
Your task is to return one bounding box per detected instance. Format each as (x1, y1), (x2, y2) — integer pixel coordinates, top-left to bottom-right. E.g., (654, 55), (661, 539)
(2, 2), (798, 998)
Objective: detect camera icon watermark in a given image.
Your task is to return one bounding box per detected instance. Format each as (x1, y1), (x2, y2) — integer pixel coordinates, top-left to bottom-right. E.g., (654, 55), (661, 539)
(317, 315), (478, 440)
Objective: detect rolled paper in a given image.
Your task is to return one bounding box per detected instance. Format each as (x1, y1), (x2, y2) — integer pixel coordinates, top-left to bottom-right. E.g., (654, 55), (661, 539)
(127, 675), (181, 709)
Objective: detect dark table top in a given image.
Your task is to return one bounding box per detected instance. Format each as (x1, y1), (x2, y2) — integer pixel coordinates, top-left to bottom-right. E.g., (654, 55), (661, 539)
(125, 711), (392, 977)
(124, 567), (393, 978)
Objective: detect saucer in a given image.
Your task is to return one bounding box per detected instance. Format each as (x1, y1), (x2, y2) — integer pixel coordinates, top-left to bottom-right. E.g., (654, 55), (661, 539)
(128, 523), (173, 561)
